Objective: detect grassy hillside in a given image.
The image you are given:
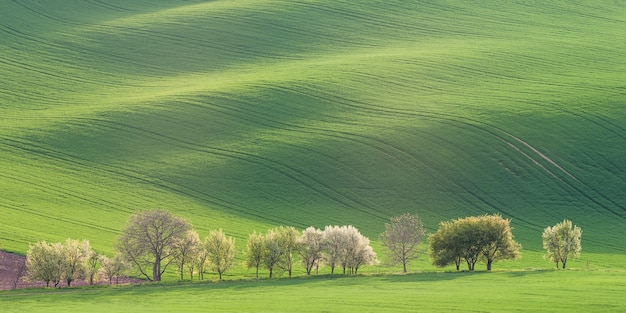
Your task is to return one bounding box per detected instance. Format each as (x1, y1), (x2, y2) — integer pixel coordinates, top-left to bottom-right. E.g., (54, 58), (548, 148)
(1, 0), (625, 265)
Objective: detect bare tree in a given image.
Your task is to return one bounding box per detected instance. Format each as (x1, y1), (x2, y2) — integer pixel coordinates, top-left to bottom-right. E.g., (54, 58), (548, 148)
(380, 213), (426, 273)
(245, 231), (264, 279)
(205, 229), (236, 280)
(298, 227), (324, 275)
(172, 230), (200, 280)
(543, 219), (582, 269)
(117, 209), (192, 281)
(12, 258), (27, 290)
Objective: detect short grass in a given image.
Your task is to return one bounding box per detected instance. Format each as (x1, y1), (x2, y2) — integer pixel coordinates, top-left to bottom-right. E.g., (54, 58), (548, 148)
(1, 0), (626, 306)
(2, 270), (625, 313)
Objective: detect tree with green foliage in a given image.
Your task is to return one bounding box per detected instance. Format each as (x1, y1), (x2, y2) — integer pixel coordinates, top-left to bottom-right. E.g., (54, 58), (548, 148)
(195, 238), (209, 280)
(117, 209), (192, 282)
(172, 230), (200, 280)
(262, 228), (286, 278)
(62, 238), (91, 287)
(380, 213), (426, 273)
(26, 241), (61, 287)
(85, 249), (100, 285)
(276, 226), (299, 277)
(245, 231), (264, 279)
(542, 219), (582, 269)
(205, 229), (236, 280)
(428, 220), (463, 271)
(99, 253), (130, 285)
(429, 215), (521, 271)
(477, 214), (521, 271)
(298, 226), (324, 275)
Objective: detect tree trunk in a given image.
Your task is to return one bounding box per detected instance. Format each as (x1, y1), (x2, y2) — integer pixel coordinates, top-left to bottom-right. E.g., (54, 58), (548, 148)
(403, 262), (407, 273)
(269, 267), (273, 278)
(487, 259), (493, 271)
(153, 256), (161, 281)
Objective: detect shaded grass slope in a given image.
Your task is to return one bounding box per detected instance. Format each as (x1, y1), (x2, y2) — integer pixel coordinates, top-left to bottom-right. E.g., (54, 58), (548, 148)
(1, 0), (625, 260)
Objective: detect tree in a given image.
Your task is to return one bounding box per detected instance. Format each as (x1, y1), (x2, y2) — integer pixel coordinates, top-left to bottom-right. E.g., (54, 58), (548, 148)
(26, 241), (57, 287)
(428, 221), (462, 271)
(380, 213), (426, 273)
(196, 239), (209, 280)
(85, 249), (100, 285)
(322, 225), (345, 275)
(117, 209), (192, 281)
(262, 228), (286, 278)
(339, 225), (377, 274)
(245, 231), (264, 279)
(477, 214), (521, 271)
(26, 241), (67, 287)
(62, 239), (91, 287)
(205, 229), (236, 281)
(429, 215), (521, 271)
(99, 254), (130, 285)
(276, 226), (299, 277)
(542, 219), (582, 269)
(298, 227), (324, 275)
(172, 230), (200, 280)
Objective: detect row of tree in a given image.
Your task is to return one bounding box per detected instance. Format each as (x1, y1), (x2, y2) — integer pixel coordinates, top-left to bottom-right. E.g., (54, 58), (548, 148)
(24, 210), (582, 287)
(244, 225), (378, 279)
(26, 239), (129, 287)
(428, 215), (582, 271)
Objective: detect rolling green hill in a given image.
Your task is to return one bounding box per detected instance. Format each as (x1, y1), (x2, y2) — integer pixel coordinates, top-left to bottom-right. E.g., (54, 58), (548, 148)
(1, 0), (625, 265)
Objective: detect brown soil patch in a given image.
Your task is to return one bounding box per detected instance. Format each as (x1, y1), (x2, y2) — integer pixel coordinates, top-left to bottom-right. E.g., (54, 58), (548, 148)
(0, 251), (143, 290)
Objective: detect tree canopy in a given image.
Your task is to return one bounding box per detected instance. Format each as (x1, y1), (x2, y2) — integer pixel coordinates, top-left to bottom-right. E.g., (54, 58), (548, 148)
(429, 214), (521, 271)
(117, 209), (192, 281)
(542, 219), (582, 269)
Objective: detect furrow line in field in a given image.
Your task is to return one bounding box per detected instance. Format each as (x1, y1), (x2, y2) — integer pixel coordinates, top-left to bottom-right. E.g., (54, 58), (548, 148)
(166, 99), (395, 220)
(0, 22), (161, 80)
(0, 56), (130, 89)
(190, 92), (520, 221)
(86, 0), (138, 13)
(0, 199), (118, 237)
(0, 133), (284, 225)
(0, 171), (122, 234)
(79, 116), (387, 223)
(281, 83), (626, 218)
(0, 142), (136, 213)
(8, 0), (102, 28)
(293, 1), (475, 38)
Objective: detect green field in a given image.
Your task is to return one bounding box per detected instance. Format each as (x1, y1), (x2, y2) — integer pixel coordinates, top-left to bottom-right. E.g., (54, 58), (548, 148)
(1, 0), (626, 311)
(2, 270), (625, 312)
